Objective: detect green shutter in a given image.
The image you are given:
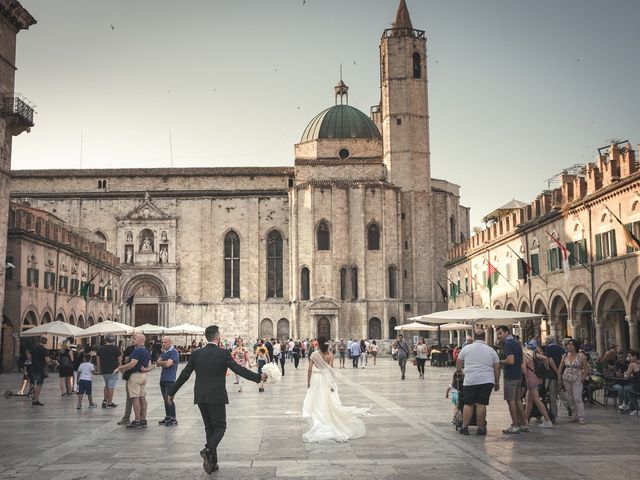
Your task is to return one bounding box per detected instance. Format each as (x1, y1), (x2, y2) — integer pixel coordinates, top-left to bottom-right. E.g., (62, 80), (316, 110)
(547, 249), (552, 271)
(567, 242), (575, 266)
(595, 233), (602, 261)
(531, 254), (539, 275)
(579, 239), (587, 264)
(626, 224), (633, 253)
(610, 229), (617, 258)
(517, 259), (524, 279)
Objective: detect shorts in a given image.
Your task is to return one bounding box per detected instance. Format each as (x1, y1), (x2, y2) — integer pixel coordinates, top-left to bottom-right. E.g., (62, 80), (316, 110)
(339, 352), (346, 358)
(102, 373), (118, 389)
(77, 379), (92, 395)
(59, 366), (73, 378)
(463, 383), (494, 406)
(33, 369), (46, 386)
(370, 352), (377, 358)
(504, 378), (523, 402)
(127, 372), (147, 398)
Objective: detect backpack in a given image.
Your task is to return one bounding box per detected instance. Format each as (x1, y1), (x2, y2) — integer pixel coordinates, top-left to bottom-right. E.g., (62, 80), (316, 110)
(532, 353), (553, 380)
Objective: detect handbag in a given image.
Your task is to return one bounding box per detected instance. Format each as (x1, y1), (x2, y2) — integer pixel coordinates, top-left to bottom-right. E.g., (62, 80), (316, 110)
(412, 359), (417, 366)
(122, 369), (132, 381)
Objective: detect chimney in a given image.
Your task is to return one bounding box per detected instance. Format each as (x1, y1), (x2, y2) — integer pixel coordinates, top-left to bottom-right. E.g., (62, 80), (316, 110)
(619, 142), (637, 178)
(586, 163), (602, 194)
(601, 143), (621, 186)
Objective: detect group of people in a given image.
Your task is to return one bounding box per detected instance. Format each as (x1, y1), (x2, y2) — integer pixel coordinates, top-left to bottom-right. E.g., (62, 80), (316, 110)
(451, 325), (640, 436)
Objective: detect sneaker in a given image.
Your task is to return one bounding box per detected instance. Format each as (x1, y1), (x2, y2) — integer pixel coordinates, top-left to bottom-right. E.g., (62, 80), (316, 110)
(76, 406), (81, 410)
(126, 421), (143, 429)
(459, 426), (469, 435)
(519, 425), (530, 433)
(32, 401), (44, 406)
(140, 420), (148, 428)
(158, 417), (170, 425)
(117, 418), (131, 426)
(401, 375), (405, 380)
(165, 418), (178, 427)
(538, 420), (553, 428)
(107, 403), (118, 408)
(502, 426), (520, 434)
(102, 400), (108, 408)
(477, 427), (487, 436)
(619, 403), (631, 412)
(629, 410), (640, 416)
(89, 404), (98, 408)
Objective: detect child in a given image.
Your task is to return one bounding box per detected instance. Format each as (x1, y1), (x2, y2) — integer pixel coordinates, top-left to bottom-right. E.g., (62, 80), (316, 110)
(76, 353), (97, 409)
(446, 370), (465, 425)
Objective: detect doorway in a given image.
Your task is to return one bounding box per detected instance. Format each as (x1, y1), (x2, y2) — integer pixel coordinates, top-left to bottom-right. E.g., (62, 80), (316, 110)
(317, 316), (331, 339)
(135, 304), (158, 327)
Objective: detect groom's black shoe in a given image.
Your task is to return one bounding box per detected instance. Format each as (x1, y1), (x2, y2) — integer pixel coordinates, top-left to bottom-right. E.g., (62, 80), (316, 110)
(200, 448), (213, 474)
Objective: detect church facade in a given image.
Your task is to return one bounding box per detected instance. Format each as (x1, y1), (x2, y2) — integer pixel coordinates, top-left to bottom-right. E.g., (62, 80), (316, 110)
(8, 1), (468, 342)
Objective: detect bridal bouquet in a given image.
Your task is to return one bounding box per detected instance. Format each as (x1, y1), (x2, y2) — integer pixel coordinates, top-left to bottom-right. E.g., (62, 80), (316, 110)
(261, 363), (282, 384)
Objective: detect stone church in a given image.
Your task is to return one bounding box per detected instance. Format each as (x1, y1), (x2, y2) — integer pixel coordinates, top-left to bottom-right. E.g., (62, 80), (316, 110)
(9, 1), (468, 341)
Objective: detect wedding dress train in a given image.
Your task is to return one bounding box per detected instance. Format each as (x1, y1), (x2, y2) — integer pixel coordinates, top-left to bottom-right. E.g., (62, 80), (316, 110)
(302, 351), (367, 442)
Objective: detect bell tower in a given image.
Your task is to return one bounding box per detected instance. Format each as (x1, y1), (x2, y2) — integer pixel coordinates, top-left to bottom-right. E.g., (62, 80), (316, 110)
(380, 0), (430, 192)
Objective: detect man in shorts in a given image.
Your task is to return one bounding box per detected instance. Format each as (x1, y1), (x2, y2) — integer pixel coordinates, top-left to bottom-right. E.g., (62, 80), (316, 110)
(97, 334), (121, 408)
(496, 325), (527, 434)
(337, 339), (347, 369)
(456, 329), (500, 436)
(114, 333), (151, 429)
(30, 337), (51, 406)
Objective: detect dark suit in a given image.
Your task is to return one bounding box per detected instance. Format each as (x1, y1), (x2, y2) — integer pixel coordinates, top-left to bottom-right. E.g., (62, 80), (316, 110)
(169, 343), (261, 459)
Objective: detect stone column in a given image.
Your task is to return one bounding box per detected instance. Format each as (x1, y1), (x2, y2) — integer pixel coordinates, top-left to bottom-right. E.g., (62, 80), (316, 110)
(457, 330), (463, 346)
(627, 315), (639, 351)
(549, 319), (557, 342)
(595, 320), (605, 355)
(534, 319), (541, 338)
(448, 331), (453, 345)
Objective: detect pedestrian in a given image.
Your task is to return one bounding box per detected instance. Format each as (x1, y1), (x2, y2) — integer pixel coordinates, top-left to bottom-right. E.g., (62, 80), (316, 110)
(496, 325), (527, 434)
(76, 353), (97, 409)
(279, 341), (286, 376)
(359, 339), (368, 368)
(272, 339), (281, 364)
(114, 333), (151, 429)
(168, 325), (266, 474)
(393, 334), (410, 380)
(154, 335), (179, 426)
(621, 349), (640, 415)
(17, 348), (33, 396)
(96, 334), (121, 409)
(57, 340), (75, 396)
(292, 341), (301, 368)
(369, 340), (378, 366)
(255, 340), (270, 375)
(543, 335), (565, 420)
(231, 338), (251, 392)
(30, 336), (51, 406)
(117, 342), (136, 426)
(455, 329), (500, 435)
(349, 339), (361, 368)
(337, 339), (347, 369)
(522, 341), (554, 428)
(558, 338), (589, 424)
(415, 337), (428, 379)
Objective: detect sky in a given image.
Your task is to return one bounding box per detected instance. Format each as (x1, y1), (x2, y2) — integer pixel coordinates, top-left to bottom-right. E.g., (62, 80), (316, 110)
(10, 0), (640, 228)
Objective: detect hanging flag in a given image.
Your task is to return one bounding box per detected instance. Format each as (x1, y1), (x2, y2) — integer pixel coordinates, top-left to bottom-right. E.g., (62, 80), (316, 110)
(80, 282), (90, 302)
(545, 231), (570, 275)
(450, 281), (458, 301)
(605, 205), (640, 250)
(436, 281), (448, 302)
(126, 294), (135, 311)
(487, 260), (499, 293)
(519, 258), (530, 284)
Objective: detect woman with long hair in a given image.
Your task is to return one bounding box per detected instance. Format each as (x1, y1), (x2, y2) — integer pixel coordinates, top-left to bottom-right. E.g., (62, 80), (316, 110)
(522, 341), (553, 428)
(231, 338), (251, 392)
(58, 340), (75, 396)
(415, 337), (428, 379)
(302, 337), (368, 442)
(558, 338), (589, 424)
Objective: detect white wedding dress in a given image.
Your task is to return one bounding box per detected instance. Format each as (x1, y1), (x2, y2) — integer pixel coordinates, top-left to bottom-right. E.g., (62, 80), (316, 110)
(302, 351), (368, 442)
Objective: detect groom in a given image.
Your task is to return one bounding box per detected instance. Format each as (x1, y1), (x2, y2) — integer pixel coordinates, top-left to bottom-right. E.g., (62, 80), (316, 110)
(168, 325), (266, 474)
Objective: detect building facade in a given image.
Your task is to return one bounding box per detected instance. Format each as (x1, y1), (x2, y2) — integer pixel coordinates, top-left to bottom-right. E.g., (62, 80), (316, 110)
(8, 1), (468, 342)
(2, 203), (121, 371)
(446, 141), (640, 353)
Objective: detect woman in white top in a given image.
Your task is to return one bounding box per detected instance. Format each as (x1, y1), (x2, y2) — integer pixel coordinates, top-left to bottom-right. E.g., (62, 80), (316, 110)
(303, 337), (368, 442)
(415, 337), (428, 379)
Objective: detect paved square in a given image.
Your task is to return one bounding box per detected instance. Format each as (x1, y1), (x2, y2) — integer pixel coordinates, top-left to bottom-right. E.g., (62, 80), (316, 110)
(0, 357), (638, 479)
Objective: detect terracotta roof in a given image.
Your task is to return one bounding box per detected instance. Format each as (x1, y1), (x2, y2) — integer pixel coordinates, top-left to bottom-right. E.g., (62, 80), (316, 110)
(11, 166), (295, 178)
(295, 179), (396, 189)
(295, 157), (382, 166)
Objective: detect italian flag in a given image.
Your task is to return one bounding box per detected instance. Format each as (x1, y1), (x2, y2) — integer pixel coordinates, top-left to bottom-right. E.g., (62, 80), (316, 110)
(487, 261), (499, 293)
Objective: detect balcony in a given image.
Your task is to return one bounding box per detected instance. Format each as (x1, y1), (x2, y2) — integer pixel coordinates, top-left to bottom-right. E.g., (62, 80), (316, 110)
(1, 93), (35, 135)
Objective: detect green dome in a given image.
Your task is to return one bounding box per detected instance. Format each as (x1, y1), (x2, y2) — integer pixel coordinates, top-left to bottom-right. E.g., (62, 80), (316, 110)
(301, 104), (381, 142)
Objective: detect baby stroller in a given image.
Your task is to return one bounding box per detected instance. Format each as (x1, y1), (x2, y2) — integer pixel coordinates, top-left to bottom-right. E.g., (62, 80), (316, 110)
(452, 378), (480, 431)
(528, 378), (555, 424)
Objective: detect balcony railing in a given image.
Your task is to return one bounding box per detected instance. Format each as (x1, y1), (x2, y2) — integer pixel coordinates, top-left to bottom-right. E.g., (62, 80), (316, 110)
(2, 93), (35, 126)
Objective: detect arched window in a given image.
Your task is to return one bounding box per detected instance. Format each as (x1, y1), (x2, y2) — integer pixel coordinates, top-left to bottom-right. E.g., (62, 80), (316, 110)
(412, 52), (421, 79)
(450, 216), (456, 243)
(368, 317), (382, 339)
(267, 230), (283, 298)
(224, 231), (240, 298)
(317, 220), (330, 250)
(277, 318), (290, 340)
(388, 317), (398, 339)
(367, 223), (380, 250)
(300, 267), (310, 300)
(388, 265), (397, 298)
(260, 318), (273, 338)
(95, 231), (107, 249)
(340, 267), (348, 300)
(351, 266), (359, 300)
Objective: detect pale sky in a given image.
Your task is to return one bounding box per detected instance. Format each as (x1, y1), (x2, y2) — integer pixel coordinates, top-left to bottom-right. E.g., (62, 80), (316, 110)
(10, 0), (640, 227)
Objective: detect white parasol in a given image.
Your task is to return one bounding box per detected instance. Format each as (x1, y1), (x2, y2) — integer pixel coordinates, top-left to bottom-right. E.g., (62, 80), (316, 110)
(20, 321), (85, 338)
(165, 323), (205, 335)
(75, 320), (135, 338)
(394, 322), (439, 332)
(134, 323), (167, 335)
(439, 322), (475, 331)
(409, 307), (543, 326)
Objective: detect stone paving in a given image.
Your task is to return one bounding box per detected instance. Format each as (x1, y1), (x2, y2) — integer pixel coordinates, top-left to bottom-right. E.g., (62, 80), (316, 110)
(0, 356), (638, 479)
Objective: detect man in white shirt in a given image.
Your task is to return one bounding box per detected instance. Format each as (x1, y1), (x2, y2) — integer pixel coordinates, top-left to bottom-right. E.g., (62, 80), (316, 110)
(456, 329), (500, 436)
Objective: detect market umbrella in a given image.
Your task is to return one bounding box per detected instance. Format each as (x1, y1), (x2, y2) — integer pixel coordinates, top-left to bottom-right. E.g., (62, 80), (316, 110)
(409, 307), (543, 326)
(439, 322), (474, 331)
(134, 323), (167, 335)
(165, 323), (205, 335)
(394, 322), (439, 331)
(20, 321), (85, 338)
(75, 320), (135, 338)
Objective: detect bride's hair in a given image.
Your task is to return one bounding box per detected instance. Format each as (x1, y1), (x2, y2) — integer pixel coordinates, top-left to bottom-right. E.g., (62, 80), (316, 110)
(318, 337), (329, 353)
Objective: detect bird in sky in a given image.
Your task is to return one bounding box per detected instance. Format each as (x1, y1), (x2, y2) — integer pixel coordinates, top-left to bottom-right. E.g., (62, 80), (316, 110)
(110, 24), (115, 31)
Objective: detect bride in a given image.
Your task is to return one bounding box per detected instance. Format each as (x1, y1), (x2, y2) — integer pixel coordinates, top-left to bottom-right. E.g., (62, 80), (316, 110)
(302, 337), (368, 442)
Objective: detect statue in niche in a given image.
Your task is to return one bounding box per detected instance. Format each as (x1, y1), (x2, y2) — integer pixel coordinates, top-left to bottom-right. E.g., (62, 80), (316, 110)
(126, 231), (133, 243)
(125, 246), (133, 264)
(160, 247), (168, 264)
(141, 236), (153, 253)
(161, 231), (168, 243)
